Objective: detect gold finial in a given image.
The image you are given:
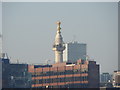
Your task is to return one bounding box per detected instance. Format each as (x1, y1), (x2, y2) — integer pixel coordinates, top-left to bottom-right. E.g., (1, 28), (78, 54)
(56, 21), (61, 32)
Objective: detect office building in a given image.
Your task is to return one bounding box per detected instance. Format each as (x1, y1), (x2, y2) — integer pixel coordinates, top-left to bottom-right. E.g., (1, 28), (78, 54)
(28, 59), (99, 88)
(100, 73), (112, 83)
(63, 42), (86, 62)
(2, 53), (31, 88)
(100, 73), (113, 88)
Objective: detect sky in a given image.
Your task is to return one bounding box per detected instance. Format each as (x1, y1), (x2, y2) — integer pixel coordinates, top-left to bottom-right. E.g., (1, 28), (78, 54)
(2, 2), (118, 73)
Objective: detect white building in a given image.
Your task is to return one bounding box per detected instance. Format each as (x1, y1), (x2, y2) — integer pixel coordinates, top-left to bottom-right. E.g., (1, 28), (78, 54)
(63, 42), (86, 62)
(52, 21), (65, 63)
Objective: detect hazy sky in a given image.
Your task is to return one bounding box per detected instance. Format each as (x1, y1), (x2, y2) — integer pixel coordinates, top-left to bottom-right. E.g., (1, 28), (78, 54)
(2, 2), (118, 73)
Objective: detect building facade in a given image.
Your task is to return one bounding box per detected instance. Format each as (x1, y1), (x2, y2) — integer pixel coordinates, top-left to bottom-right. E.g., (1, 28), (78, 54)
(113, 71), (120, 88)
(100, 73), (112, 83)
(100, 73), (113, 88)
(63, 42), (86, 62)
(28, 59), (99, 88)
(2, 55), (31, 88)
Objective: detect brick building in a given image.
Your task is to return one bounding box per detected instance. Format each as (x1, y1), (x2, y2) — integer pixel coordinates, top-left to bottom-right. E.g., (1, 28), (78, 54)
(28, 59), (99, 88)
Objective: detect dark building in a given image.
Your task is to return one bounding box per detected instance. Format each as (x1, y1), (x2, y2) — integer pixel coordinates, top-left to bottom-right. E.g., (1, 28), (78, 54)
(2, 54), (31, 88)
(28, 59), (99, 88)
